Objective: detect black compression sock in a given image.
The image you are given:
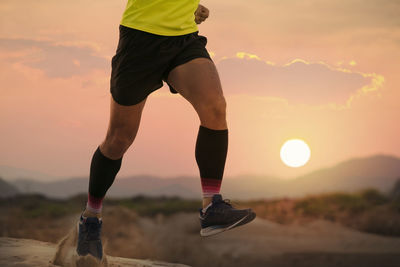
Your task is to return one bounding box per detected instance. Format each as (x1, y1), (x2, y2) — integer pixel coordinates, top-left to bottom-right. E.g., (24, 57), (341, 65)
(195, 125), (228, 197)
(88, 146), (122, 198)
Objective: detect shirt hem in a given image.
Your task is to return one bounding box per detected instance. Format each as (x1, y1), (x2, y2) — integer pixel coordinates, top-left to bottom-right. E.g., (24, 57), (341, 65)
(120, 22), (199, 36)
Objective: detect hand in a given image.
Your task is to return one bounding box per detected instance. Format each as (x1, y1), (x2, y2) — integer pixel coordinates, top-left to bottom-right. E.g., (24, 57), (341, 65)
(195, 4), (209, 24)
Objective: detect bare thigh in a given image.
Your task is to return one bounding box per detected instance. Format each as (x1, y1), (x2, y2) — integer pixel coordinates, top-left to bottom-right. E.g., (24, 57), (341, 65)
(167, 58), (227, 129)
(100, 96), (147, 159)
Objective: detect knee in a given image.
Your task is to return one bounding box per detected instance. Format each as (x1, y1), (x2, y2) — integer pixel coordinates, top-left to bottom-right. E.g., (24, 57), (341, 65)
(200, 96), (227, 121)
(103, 130), (135, 158)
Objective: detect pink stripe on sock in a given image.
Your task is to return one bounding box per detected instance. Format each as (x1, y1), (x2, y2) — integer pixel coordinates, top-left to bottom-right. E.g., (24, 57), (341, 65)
(201, 178), (222, 197)
(202, 186), (221, 191)
(87, 193), (103, 213)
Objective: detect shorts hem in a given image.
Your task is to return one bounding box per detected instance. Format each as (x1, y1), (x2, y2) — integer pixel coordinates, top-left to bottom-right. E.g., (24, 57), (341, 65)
(110, 83), (163, 106)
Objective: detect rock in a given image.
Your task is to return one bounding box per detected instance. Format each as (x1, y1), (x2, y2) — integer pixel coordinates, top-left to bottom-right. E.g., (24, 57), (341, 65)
(0, 237), (190, 267)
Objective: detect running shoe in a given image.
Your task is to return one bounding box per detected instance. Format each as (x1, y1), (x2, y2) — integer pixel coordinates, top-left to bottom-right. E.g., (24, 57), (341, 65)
(199, 194), (256, 237)
(76, 215), (103, 260)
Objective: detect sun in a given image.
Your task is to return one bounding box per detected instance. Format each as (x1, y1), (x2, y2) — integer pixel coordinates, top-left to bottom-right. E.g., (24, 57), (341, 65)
(280, 139), (311, 168)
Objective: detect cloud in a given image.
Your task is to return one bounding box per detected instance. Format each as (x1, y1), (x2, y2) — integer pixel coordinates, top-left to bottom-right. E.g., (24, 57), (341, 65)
(0, 38), (108, 78)
(217, 53), (384, 106)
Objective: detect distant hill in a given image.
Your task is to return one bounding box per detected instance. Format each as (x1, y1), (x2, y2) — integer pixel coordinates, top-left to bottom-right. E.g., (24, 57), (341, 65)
(5, 154), (400, 200)
(0, 177), (19, 197)
(209, 154), (400, 199)
(11, 175), (200, 199)
(0, 165), (58, 182)
(285, 154), (400, 197)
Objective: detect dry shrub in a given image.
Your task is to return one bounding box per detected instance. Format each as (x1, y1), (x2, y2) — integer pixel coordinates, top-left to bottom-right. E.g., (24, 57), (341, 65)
(246, 189), (400, 236)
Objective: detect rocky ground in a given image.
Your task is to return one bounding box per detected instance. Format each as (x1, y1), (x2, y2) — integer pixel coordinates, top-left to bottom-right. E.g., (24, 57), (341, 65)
(0, 237), (190, 267)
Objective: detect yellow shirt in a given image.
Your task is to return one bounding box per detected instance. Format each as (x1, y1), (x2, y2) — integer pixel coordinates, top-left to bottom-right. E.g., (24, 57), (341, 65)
(120, 0), (200, 36)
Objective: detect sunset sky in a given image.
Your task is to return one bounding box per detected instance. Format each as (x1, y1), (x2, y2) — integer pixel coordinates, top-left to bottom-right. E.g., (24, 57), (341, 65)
(0, 0), (399, 180)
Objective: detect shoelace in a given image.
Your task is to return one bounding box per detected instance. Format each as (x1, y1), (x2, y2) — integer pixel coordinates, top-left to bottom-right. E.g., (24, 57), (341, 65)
(222, 198), (232, 206)
(215, 198), (235, 208)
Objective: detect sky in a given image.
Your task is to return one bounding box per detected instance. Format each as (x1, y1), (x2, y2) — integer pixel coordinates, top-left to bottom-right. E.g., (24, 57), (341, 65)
(0, 0), (399, 180)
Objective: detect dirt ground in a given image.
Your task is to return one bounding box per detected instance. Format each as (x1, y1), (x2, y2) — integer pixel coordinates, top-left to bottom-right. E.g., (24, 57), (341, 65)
(2, 206), (400, 267)
(135, 212), (400, 267)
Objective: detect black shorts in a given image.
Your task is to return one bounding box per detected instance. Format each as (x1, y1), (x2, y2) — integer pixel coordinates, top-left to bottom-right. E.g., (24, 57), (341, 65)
(110, 25), (213, 106)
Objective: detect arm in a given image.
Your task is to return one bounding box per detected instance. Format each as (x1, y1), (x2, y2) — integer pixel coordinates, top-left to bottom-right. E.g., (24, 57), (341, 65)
(195, 4), (209, 24)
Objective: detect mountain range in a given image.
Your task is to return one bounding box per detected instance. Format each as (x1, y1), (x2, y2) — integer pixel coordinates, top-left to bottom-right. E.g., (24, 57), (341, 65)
(1, 154), (399, 200)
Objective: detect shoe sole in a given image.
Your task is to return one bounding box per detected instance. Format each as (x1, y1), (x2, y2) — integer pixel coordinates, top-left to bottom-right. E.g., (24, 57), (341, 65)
(200, 211), (256, 237)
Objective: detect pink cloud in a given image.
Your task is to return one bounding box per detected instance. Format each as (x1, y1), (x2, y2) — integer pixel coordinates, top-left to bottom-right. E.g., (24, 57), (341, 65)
(217, 54), (383, 106)
(0, 38), (108, 78)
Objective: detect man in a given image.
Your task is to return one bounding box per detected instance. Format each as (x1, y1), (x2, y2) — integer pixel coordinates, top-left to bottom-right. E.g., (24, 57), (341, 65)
(77, 0), (256, 260)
